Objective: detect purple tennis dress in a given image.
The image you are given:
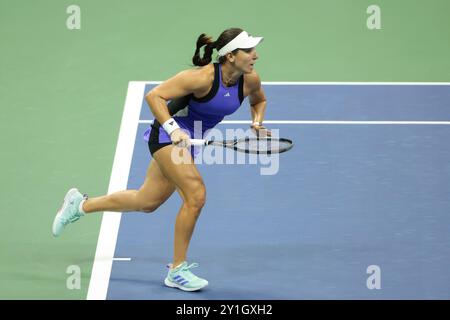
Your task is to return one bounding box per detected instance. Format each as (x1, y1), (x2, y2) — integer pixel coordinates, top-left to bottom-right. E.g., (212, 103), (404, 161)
(144, 63), (245, 158)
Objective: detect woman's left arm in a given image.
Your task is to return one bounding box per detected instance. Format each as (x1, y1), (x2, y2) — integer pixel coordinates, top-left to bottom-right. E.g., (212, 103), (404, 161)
(248, 72), (271, 137)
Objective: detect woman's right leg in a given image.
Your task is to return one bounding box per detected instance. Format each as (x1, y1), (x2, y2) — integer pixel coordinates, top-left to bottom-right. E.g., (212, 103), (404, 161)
(82, 159), (176, 213)
(152, 145), (207, 269)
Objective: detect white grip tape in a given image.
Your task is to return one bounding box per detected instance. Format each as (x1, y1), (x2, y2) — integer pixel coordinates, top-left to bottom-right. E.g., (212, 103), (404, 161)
(189, 139), (207, 146)
(162, 118), (180, 136)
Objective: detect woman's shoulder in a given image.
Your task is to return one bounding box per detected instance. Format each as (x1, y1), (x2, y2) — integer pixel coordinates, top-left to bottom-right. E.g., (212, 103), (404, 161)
(191, 63), (215, 78)
(179, 64), (215, 85)
(244, 70), (261, 90)
(165, 64), (214, 93)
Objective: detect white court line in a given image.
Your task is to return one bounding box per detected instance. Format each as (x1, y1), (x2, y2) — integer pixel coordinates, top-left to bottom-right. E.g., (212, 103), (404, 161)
(88, 81), (450, 300)
(86, 81), (146, 300)
(113, 258), (132, 261)
(139, 120), (450, 125)
(134, 81), (450, 86)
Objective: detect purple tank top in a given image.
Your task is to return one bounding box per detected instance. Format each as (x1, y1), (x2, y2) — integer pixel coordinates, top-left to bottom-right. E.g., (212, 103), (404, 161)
(143, 63), (245, 143)
(179, 62), (244, 134)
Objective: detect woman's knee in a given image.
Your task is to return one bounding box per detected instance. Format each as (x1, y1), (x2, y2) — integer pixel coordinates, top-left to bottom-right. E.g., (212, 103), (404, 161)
(184, 182), (206, 212)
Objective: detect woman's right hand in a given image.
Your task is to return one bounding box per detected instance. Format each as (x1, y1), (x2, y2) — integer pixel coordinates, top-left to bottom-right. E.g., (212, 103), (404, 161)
(170, 129), (191, 148)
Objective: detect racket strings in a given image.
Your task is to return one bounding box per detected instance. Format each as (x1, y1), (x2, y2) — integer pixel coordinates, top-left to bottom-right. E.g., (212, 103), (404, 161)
(235, 138), (292, 154)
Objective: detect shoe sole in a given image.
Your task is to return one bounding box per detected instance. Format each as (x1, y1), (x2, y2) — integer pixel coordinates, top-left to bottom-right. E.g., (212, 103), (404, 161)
(52, 188), (79, 237)
(164, 277), (208, 292)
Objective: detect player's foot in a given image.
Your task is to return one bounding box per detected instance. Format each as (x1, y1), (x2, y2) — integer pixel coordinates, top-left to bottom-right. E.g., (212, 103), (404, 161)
(164, 262), (208, 292)
(52, 188), (86, 237)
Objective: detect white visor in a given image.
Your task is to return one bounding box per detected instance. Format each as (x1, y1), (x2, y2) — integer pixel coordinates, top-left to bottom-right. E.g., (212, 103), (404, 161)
(217, 31), (263, 57)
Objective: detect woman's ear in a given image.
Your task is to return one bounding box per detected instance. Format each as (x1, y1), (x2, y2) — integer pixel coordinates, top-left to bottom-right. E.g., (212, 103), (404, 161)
(226, 52), (235, 63)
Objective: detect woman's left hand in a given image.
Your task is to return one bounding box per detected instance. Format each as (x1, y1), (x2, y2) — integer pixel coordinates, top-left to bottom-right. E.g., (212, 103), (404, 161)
(251, 123), (272, 137)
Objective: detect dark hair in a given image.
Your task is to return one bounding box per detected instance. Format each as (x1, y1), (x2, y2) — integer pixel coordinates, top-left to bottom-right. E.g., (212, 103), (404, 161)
(192, 28), (243, 66)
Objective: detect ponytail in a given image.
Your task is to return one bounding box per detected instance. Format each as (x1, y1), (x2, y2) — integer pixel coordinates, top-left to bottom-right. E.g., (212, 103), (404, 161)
(192, 33), (216, 66)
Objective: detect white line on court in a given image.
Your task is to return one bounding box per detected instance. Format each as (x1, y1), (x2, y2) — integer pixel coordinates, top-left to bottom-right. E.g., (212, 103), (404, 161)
(89, 81), (450, 300)
(134, 81), (450, 86)
(138, 120), (450, 125)
(86, 81), (146, 300)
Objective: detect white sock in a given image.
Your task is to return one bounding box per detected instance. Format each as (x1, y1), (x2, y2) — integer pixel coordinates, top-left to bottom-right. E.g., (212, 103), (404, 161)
(171, 261), (185, 270)
(79, 199), (86, 214)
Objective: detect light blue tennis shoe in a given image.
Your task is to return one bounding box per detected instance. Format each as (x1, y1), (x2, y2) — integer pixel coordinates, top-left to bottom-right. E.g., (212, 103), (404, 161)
(52, 188), (86, 237)
(164, 262), (208, 292)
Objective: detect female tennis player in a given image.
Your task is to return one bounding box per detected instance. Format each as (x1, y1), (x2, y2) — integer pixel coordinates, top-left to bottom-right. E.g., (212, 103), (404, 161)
(52, 28), (270, 292)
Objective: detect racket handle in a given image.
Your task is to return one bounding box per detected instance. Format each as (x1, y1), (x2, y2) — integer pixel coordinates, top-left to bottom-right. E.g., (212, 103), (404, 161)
(189, 139), (207, 146)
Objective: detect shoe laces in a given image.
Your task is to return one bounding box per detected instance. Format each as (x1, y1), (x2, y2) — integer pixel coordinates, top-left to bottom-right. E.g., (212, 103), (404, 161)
(179, 263), (201, 281)
(182, 262), (199, 271)
(168, 262), (200, 280)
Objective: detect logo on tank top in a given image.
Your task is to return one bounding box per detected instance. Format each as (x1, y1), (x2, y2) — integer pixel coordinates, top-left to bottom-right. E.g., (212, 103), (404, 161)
(224, 92), (230, 97)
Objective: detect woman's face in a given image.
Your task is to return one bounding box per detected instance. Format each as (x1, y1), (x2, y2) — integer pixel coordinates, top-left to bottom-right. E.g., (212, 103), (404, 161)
(229, 48), (259, 74)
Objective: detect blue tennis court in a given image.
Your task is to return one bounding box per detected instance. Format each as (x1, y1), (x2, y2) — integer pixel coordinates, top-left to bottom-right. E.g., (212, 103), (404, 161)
(106, 83), (450, 299)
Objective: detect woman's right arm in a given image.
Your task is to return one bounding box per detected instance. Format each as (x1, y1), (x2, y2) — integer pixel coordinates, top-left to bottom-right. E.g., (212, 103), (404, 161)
(145, 68), (208, 145)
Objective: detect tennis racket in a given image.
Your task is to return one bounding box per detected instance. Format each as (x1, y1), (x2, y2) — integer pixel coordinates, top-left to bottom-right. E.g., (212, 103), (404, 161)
(189, 137), (294, 154)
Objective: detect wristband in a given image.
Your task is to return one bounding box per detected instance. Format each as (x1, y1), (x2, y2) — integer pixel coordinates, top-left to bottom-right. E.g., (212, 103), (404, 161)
(162, 118), (180, 135)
